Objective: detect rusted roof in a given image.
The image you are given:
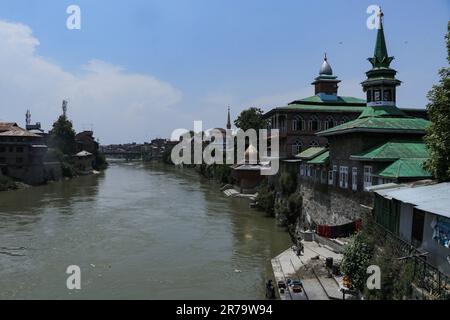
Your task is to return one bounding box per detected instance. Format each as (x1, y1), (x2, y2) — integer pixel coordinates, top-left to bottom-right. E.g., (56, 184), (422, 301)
(0, 122), (41, 137)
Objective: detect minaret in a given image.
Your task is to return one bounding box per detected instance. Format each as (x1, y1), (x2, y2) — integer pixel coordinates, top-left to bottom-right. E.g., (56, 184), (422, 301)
(312, 53), (341, 96)
(362, 9), (402, 113)
(227, 107), (232, 130)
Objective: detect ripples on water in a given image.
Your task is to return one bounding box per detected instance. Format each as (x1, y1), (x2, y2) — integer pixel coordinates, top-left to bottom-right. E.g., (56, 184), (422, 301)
(0, 162), (291, 300)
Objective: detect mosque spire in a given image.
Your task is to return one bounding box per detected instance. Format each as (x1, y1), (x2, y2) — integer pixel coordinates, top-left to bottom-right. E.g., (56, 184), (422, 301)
(369, 8), (394, 69)
(227, 107), (232, 130)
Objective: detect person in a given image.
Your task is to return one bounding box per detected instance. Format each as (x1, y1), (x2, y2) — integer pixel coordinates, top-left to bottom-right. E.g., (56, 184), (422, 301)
(296, 236), (304, 256)
(266, 280), (276, 299)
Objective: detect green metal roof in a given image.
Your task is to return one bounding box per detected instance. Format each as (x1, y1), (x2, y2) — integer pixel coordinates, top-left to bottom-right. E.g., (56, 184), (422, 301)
(294, 95), (366, 105)
(359, 105), (407, 118)
(280, 104), (366, 113)
(377, 158), (432, 179)
(318, 116), (430, 136)
(308, 151), (330, 165)
(351, 141), (429, 162)
(296, 147), (327, 160)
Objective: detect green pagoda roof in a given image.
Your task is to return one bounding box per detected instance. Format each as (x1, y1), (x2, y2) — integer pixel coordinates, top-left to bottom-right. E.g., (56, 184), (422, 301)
(377, 158), (432, 179)
(351, 141), (429, 162)
(358, 105), (407, 118)
(308, 151), (330, 165)
(296, 147), (327, 160)
(318, 116), (429, 136)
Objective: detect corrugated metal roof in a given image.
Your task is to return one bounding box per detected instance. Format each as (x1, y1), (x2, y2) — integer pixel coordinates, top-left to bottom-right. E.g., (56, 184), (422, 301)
(351, 141), (429, 161)
(374, 182), (450, 218)
(378, 158), (432, 179)
(296, 147), (327, 160)
(319, 116), (430, 136)
(308, 151), (330, 165)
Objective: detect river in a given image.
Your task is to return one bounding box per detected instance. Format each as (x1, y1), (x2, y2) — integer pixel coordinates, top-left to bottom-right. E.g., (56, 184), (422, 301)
(0, 162), (291, 300)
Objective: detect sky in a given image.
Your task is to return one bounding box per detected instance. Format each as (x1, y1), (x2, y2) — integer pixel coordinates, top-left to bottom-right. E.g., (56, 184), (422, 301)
(0, 0), (448, 144)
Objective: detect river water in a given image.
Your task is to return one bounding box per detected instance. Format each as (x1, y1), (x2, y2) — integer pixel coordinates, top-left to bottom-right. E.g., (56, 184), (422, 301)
(0, 162), (291, 300)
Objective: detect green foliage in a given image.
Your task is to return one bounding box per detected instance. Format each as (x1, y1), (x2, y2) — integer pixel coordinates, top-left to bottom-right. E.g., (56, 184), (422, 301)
(49, 115), (76, 156)
(0, 175), (18, 191)
(279, 172), (297, 195)
(424, 23), (450, 182)
(94, 152), (108, 170)
(341, 232), (374, 291)
(256, 181), (276, 216)
(234, 107), (268, 131)
(61, 162), (75, 178)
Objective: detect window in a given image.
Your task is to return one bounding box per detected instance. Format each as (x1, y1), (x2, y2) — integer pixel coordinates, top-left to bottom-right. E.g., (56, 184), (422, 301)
(310, 140), (320, 147)
(0, 146), (5, 153)
(352, 167), (358, 191)
(292, 140), (302, 156)
(374, 90), (381, 102)
(367, 90), (372, 103)
(16, 157), (23, 164)
(0, 157), (5, 163)
(328, 170), (334, 185)
(16, 147), (24, 153)
(293, 116), (305, 132)
(364, 166), (373, 190)
(324, 116), (336, 130)
(308, 116), (320, 132)
(300, 164), (305, 177)
(306, 165), (311, 177)
(383, 90), (392, 101)
(339, 166), (349, 189)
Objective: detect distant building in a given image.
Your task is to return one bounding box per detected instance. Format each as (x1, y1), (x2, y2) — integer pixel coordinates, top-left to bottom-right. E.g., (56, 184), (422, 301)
(0, 122), (48, 184)
(76, 131), (99, 155)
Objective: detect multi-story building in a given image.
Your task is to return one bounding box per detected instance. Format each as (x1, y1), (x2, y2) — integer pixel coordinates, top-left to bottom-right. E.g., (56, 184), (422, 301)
(264, 58), (427, 161)
(294, 11), (431, 226)
(0, 122), (48, 184)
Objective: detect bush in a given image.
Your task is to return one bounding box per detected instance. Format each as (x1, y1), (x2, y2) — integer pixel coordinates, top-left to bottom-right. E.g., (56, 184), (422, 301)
(256, 181), (276, 216)
(341, 232), (374, 291)
(279, 172), (297, 195)
(94, 152), (108, 170)
(0, 175), (18, 191)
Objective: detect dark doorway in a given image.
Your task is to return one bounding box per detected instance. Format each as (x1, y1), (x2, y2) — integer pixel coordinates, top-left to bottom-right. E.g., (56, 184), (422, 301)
(411, 209), (425, 247)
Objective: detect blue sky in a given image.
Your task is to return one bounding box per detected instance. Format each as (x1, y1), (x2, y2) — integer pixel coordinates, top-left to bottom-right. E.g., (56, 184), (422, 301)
(0, 0), (448, 143)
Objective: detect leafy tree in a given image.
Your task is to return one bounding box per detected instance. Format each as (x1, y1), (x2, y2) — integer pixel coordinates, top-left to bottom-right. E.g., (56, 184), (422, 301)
(424, 23), (450, 182)
(341, 232), (374, 291)
(234, 107), (268, 131)
(48, 115), (76, 156)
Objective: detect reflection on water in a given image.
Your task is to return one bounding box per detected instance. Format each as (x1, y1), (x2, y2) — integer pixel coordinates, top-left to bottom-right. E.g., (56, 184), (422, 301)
(0, 162), (290, 300)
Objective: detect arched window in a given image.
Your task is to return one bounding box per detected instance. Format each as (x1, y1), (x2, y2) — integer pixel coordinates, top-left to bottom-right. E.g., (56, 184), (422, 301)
(292, 140), (303, 156)
(308, 116), (320, 132)
(310, 140), (320, 147)
(324, 116), (336, 130)
(293, 116), (305, 132)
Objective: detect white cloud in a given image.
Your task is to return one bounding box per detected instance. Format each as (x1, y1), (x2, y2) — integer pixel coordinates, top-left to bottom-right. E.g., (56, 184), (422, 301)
(0, 20), (182, 144)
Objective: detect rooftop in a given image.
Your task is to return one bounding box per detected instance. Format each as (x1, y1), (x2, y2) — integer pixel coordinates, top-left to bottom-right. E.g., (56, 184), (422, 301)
(373, 182), (450, 218)
(377, 158), (432, 179)
(296, 147), (327, 160)
(318, 116), (429, 136)
(308, 151), (330, 165)
(351, 141), (429, 162)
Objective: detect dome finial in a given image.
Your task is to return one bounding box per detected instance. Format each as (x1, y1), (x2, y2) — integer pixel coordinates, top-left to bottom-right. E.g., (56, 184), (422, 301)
(319, 53), (333, 76)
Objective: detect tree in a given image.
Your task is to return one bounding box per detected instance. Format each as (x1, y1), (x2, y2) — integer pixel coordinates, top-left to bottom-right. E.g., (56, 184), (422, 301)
(424, 22), (450, 182)
(49, 115), (76, 156)
(341, 232), (374, 291)
(234, 107), (268, 131)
